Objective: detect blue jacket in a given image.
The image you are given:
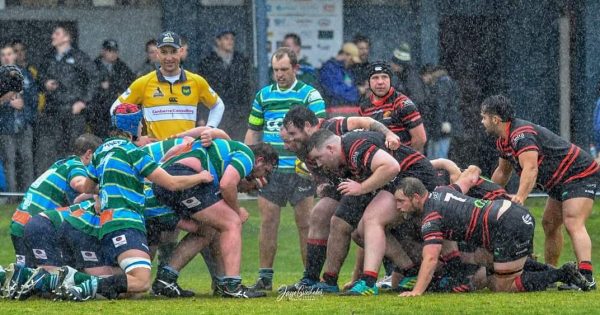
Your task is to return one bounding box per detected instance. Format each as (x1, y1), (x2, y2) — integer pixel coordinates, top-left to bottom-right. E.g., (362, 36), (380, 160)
(318, 58), (359, 106)
(0, 66), (37, 135)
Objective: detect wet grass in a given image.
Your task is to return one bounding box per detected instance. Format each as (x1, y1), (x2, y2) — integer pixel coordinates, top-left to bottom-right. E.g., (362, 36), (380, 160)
(0, 198), (598, 314)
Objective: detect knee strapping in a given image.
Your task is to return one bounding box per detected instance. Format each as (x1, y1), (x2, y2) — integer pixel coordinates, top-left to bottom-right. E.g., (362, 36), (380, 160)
(120, 257), (152, 273)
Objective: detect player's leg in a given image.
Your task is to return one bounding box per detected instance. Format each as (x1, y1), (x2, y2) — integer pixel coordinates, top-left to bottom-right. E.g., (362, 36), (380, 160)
(562, 196), (594, 285)
(251, 196), (282, 291)
(541, 197), (563, 266)
(292, 196), (312, 267)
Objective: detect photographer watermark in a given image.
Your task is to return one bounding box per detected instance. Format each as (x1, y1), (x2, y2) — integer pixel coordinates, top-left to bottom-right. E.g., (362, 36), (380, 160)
(277, 285), (324, 301)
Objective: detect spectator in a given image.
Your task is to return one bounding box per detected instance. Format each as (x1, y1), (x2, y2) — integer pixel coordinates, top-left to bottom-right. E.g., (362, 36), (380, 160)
(12, 40), (44, 129)
(351, 34), (371, 91)
(319, 42), (363, 110)
(179, 34), (195, 72)
(420, 64), (462, 159)
(0, 43), (36, 197)
(136, 39), (159, 77)
(88, 39), (135, 138)
(199, 30), (252, 141)
(281, 33), (318, 88)
(37, 23), (99, 173)
(390, 42), (427, 107)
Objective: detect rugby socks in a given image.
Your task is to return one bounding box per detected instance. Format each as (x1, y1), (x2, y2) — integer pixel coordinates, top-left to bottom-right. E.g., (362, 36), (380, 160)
(323, 272), (338, 286)
(157, 241), (178, 269)
(395, 264), (419, 277)
(362, 270), (378, 287)
(258, 268), (274, 286)
(97, 274), (128, 299)
(515, 270), (563, 292)
(40, 273), (59, 292)
(74, 271), (95, 285)
(523, 257), (553, 272)
(382, 257), (395, 277)
(579, 261), (593, 282)
(157, 265), (180, 283)
(305, 240), (327, 281)
(222, 276), (242, 291)
(441, 251), (463, 278)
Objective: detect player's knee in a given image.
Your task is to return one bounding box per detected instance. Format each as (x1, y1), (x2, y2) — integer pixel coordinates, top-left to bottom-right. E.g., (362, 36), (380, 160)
(119, 257), (152, 290)
(541, 216), (562, 232)
(562, 214), (586, 233)
(330, 216), (352, 234)
(351, 230), (363, 247)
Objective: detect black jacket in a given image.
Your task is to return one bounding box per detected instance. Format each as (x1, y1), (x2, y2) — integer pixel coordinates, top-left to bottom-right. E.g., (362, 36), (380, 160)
(39, 47), (99, 114)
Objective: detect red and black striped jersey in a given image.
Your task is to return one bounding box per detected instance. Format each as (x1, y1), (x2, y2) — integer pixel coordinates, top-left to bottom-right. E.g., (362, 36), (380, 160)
(448, 177), (511, 201)
(495, 118), (599, 191)
(358, 87), (423, 146)
(421, 186), (504, 249)
(340, 131), (436, 187)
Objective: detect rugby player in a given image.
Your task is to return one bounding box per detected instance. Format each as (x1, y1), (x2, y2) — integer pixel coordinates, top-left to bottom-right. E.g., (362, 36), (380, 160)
(481, 95), (599, 289)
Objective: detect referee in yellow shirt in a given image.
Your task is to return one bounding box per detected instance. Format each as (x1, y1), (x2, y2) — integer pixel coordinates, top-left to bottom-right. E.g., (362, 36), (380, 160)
(111, 31), (225, 141)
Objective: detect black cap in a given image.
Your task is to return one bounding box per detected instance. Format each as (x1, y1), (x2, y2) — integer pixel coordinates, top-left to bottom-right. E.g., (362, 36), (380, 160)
(102, 39), (119, 51)
(157, 31), (181, 49)
(215, 29), (235, 39)
(368, 61), (393, 80)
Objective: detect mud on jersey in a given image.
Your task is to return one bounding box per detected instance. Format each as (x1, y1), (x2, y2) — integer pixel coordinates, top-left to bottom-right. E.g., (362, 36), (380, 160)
(496, 118), (599, 191)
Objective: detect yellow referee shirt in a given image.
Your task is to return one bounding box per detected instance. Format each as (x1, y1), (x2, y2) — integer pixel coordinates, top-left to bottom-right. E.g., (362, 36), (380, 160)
(117, 69), (219, 140)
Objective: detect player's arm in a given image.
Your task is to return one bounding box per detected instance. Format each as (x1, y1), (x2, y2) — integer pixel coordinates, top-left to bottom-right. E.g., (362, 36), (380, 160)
(69, 176), (98, 194)
(491, 157), (513, 187)
(205, 97), (225, 128)
(400, 244), (442, 297)
(408, 124), (427, 153)
(220, 165), (242, 213)
(146, 167), (213, 191)
(109, 78), (144, 114)
(513, 151), (539, 205)
(346, 116), (401, 150)
(338, 150), (400, 196)
(430, 158), (462, 183)
(452, 165), (482, 194)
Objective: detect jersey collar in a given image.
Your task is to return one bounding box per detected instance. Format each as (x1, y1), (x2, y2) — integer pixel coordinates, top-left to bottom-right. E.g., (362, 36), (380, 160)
(370, 86), (395, 106)
(156, 68), (187, 84)
(275, 79), (298, 92)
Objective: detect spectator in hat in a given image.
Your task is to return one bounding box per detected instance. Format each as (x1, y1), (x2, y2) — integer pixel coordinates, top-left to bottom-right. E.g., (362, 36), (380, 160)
(390, 42), (426, 107)
(198, 29), (252, 141)
(280, 33), (318, 88)
(351, 34), (371, 90)
(88, 39), (135, 138)
(319, 42), (363, 109)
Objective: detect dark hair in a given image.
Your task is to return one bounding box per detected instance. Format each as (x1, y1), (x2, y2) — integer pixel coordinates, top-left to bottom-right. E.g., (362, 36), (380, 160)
(283, 106), (319, 130)
(249, 143), (279, 167)
(10, 39), (26, 48)
(353, 34), (370, 45)
(1, 42), (14, 50)
(396, 177), (428, 197)
(272, 47), (298, 67)
(180, 34), (189, 46)
(145, 39), (157, 50)
(419, 63), (436, 76)
(54, 23), (74, 39)
(284, 33), (301, 47)
(306, 129), (336, 152)
(481, 94), (515, 122)
(73, 133), (102, 155)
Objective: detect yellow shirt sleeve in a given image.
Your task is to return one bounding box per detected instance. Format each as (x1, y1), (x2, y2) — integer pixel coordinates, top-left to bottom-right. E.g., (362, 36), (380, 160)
(118, 75), (147, 104)
(195, 76), (219, 109)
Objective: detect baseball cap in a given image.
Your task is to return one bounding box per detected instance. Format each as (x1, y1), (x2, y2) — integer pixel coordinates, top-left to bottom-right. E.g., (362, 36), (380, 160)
(391, 42), (411, 64)
(102, 39), (119, 51)
(157, 31), (182, 49)
(216, 29), (236, 39)
(341, 42), (361, 64)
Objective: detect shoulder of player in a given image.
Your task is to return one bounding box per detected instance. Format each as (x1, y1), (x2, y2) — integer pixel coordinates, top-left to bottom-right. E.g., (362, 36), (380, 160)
(508, 119), (538, 143)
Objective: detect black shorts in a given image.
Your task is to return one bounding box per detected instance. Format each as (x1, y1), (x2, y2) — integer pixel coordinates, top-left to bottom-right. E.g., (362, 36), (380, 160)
(318, 184), (342, 201)
(101, 228), (150, 265)
(334, 193), (376, 229)
(145, 214), (180, 247)
(548, 172), (599, 202)
(491, 204), (534, 263)
(10, 234), (33, 267)
(259, 172), (315, 207)
(23, 215), (62, 267)
(153, 164), (222, 218)
(59, 222), (109, 269)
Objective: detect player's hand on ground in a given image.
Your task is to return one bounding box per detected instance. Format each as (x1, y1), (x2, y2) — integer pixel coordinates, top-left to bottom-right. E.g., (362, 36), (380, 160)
(385, 134), (401, 150)
(72, 101), (86, 114)
(338, 179), (363, 196)
(399, 290), (422, 297)
(198, 170), (213, 183)
(239, 207), (249, 223)
(134, 136), (157, 146)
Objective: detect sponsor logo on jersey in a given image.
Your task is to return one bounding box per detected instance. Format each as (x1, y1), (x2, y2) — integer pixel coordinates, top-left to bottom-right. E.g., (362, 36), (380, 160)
(112, 235), (127, 248)
(511, 133), (525, 146)
(430, 191), (441, 201)
(16, 255), (26, 264)
(169, 97), (178, 103)
(522, 214), (533, 225)
(182, 86), (191, 96)
(383, 111), (392, 118)
(307, 90), (322, 103)
(153, 87), (164, 98)
(81, 251), (99, 262)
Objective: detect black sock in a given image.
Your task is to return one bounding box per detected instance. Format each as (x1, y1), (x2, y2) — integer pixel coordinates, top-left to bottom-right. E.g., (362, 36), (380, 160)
(157, 241), (177, 268)
(395, 265), (419, 277)
(442, 256), (465, 278)
(362, 271), (378, 287)
(97, 274), (128, 299)
(323, 272), (338, 286)
(515, 270), (563, 292)
(579, 261), (593, 282)
(382, 257), (395, 277)
(524, 257), (553, 272)
(305, 242), (327, 281)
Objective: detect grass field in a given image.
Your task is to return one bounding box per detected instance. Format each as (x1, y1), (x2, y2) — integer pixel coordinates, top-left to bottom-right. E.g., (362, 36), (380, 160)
(0, 198), (599, 314)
